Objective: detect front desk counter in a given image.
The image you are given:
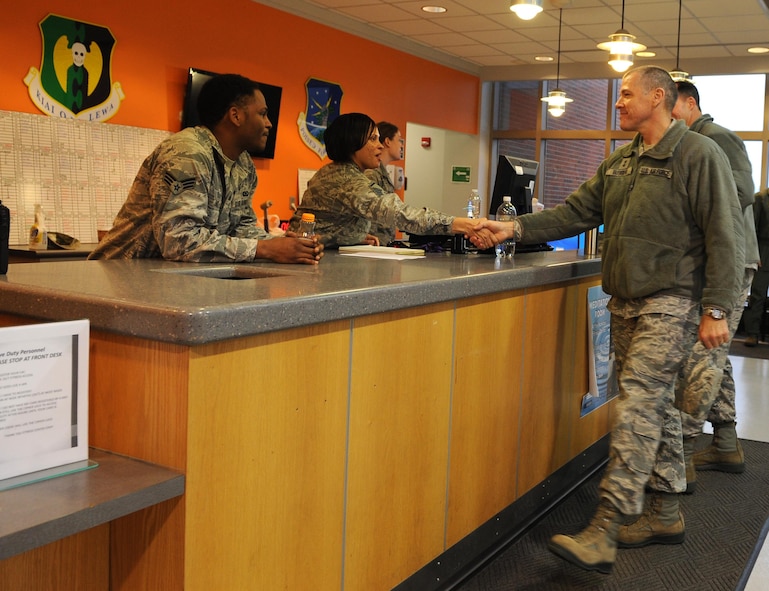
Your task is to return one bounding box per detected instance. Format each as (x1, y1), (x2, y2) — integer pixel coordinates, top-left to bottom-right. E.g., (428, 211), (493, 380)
(0, 249), (610, 591)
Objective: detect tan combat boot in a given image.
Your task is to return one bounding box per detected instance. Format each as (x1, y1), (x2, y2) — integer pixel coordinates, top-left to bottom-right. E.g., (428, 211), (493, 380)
(617, 492), (685, 548)
(693, 421), (745, 473)
(684, 436), (696, 494)
(548, 499), (622, 574)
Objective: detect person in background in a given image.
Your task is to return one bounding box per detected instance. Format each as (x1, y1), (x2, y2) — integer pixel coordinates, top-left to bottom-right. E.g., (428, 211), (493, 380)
(365, 121), (404, 246)
(89, 74), (323, 264)
(289, 112), (479, 248)
(742, 188), (769, 347)
(670, 80), (758, 498)
(469, 66), (743, 574)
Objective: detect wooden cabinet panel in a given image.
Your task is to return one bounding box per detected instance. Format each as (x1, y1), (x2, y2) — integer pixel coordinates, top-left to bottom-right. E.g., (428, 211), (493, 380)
(517, 282), (578, 496)
(89, 332), (190, 470)
(447, 291), (525, 546)
(184, 322), (350, 591)
(345, 304), (454, 591)
(0, 525), (108, 591)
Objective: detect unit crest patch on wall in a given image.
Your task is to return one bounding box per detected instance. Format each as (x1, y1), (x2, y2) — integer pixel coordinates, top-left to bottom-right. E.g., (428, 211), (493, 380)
(297, 78), (343, 159)
(23, 14), (124, 122)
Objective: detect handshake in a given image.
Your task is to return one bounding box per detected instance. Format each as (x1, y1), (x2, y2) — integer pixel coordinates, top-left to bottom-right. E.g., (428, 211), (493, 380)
(454, 217), (518, 250)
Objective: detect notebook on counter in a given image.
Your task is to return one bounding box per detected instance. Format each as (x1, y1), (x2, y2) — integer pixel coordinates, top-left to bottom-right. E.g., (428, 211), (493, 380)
(338, 245), (425, 257)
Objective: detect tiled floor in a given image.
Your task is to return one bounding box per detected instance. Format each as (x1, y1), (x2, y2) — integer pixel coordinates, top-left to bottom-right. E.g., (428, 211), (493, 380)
(707, 355), (769, 444)
(727, 353), (769, 590)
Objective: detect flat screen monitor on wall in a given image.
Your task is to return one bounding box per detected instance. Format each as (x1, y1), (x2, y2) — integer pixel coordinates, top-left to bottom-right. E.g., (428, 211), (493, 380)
(489, 154), (539, 218)
(181, 67), (283, 159)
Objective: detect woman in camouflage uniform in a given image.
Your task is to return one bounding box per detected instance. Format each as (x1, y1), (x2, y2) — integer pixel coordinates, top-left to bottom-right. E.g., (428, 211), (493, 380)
(289, 113), (478, 248)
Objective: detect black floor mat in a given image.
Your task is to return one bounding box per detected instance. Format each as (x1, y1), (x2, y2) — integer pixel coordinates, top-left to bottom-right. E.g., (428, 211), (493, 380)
(456, 438), (769, 591)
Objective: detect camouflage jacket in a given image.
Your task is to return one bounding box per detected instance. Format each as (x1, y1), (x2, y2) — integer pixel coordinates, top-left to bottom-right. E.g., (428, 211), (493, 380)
(89, 127), (268, 262)
(289, 161), (453, 248)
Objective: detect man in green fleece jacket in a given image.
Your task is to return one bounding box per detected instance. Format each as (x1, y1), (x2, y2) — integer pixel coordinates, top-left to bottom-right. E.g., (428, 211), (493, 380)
(470, 66), (744, 575)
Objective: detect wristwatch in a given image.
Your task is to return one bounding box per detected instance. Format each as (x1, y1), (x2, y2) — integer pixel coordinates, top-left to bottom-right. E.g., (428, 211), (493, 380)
(703, 307), (726, 320)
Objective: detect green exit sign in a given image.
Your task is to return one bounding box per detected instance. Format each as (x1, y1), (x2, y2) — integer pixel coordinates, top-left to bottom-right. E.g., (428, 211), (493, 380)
(451, 166), (471, 183)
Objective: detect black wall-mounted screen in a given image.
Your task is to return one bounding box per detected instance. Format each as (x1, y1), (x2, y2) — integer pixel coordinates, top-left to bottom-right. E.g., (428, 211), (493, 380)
(181, 67), (283, 159)
(489, 155), (539, 218)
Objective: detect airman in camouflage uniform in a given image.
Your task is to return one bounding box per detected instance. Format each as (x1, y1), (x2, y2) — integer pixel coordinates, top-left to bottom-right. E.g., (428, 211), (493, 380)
(288, 113), (477, 249)
(90, 74), (322, 265)
(289, 161), (454, 248)
(89, 126), (266, 261)
(470, 66), (744, 574)
(671, 82), (759, 493)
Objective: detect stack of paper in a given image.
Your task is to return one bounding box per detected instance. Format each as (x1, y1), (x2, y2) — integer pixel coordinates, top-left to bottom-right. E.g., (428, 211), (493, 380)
(338, 245), (425, 259)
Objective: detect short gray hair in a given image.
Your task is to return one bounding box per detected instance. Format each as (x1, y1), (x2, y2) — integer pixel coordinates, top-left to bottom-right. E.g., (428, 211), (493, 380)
(625, 66), (677, 113)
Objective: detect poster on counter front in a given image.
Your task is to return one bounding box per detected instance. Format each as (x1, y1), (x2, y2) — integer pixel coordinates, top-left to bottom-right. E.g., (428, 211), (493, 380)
(0, 320), (89, 484)
(581, 286), (618, 417)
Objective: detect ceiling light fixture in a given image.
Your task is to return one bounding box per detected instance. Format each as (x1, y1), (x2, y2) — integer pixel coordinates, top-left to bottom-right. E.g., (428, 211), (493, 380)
(421, 5), (447, 13)
(597, 0), (646, 73)
(510, 0), (543, 21)
(541, 9), (573, 118)
(669, 0), (692, 83)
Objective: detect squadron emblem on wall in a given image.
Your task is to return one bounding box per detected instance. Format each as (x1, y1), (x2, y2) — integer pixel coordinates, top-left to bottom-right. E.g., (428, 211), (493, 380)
(23, 13), (124, 122)
(297, 78), (343, 159)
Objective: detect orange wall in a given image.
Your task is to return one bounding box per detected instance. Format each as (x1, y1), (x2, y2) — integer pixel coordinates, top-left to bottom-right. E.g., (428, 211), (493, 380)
(2, 1), (480, 220)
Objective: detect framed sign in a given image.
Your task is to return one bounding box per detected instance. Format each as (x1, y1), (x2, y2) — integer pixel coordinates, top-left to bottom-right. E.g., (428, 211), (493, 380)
(0, 320), (90, 487)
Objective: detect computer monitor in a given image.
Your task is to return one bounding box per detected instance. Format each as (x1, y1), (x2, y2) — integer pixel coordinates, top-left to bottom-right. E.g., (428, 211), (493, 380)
(488, 155), (552, 253)
(489, 155), (539, 218)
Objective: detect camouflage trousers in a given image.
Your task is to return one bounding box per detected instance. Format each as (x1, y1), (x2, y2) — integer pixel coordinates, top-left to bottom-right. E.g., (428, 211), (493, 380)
(676, 269), (754, 437)
(600, 302), (700, 516)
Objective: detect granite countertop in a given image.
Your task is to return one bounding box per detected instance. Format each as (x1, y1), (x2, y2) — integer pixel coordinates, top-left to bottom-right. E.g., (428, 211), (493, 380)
(0, 250), (601, 345)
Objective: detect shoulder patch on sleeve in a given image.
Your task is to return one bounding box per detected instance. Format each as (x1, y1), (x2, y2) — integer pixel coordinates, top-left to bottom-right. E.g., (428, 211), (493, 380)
(163, 170), (197, 196)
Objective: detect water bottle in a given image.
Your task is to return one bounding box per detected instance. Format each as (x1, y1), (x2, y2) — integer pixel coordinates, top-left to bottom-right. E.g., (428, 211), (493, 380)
(495, 196), (516, 257)
(468, 188), (481, 219)
(0, 199), (9, 274)
(461, 194), (478, 253)
(29, 203), (48, 250)
(298, 212), (316, 238)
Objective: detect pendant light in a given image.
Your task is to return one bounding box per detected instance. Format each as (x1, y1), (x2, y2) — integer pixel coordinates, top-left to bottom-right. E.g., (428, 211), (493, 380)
(597, 0), (646, 73)
(669, 0), (692, 82)
(510, 0), (543, 21)
(541, 9), (573, 117)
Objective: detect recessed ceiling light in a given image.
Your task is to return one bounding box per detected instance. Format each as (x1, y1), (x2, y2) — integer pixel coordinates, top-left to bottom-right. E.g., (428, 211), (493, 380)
(535, 56), (554, 62)
(421, 5), (447, 13)
(748, 46), (769, 54)
(636, 51), (656, 57)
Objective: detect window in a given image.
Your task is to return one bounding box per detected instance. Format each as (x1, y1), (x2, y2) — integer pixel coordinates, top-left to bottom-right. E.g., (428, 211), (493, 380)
(543, 79), (610, 131)
(493, 81), (540, 131)
(491, 73), (768, 200)
(542, 140), (605, 208)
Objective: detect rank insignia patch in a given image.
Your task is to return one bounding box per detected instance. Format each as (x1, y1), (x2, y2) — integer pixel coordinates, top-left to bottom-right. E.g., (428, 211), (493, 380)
(164, 171), (196, 196)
